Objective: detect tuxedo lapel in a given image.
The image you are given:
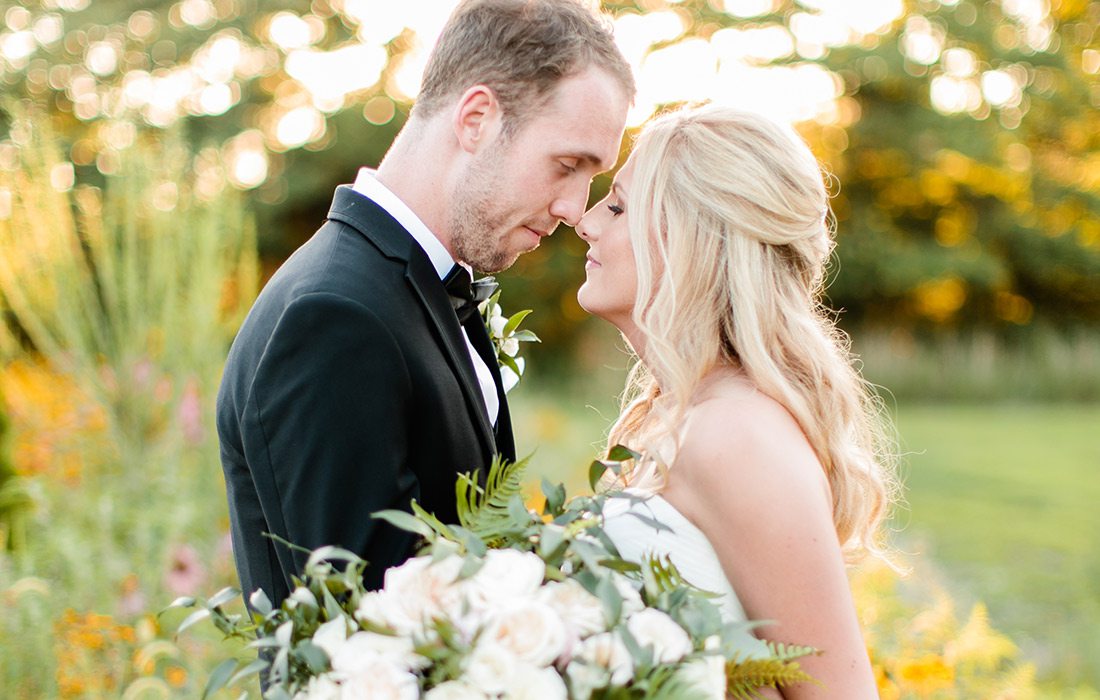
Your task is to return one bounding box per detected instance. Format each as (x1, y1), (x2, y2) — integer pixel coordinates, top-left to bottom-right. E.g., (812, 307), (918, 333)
(462, 314), (516, 462)
(326, 186), (497, 459)
(405, 257), (497, 456)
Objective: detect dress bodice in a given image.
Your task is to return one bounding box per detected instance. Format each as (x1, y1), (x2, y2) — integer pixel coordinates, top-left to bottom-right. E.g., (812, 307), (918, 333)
(600, 491), (770, 657)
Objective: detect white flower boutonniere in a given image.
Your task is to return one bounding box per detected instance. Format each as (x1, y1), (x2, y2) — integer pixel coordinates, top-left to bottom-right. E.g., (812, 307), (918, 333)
(478, 289), (539, 393)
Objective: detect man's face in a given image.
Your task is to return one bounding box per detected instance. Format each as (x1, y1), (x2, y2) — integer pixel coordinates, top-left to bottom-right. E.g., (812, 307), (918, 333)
(449, 67), (630, 274)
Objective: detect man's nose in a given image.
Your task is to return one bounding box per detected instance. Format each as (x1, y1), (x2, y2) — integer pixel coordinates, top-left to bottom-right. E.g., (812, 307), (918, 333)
(549, 181), (592, 228)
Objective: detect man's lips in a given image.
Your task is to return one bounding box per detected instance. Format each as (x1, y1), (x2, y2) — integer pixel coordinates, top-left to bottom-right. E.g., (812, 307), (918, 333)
(586, 253), (601, 268)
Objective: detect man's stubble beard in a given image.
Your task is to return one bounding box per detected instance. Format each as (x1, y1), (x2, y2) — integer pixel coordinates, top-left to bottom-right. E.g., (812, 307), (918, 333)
(448, 142), (522, 275)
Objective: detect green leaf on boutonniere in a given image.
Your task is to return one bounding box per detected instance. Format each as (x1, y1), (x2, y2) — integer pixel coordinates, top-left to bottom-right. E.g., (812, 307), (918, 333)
(502, 309), (533, 337)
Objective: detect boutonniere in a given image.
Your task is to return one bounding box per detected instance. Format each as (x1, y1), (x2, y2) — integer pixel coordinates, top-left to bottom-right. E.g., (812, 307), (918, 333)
(477, 285), (539, 393)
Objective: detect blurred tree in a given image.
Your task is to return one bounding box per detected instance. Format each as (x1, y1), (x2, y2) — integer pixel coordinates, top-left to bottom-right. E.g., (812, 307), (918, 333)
(0, 0), (1097, 365)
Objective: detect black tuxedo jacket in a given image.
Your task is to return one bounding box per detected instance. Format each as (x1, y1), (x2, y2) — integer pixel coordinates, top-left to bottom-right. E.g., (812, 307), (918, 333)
(216, 186), (515, 605)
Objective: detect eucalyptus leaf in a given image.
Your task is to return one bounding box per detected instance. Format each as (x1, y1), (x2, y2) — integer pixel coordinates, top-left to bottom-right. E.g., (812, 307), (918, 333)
(166, 595), (196, 609)
(227, 658), (269, 687)
(208, 586), (241, 608)
(372, 509), (435, 539)
(296, 641), (330, 674)
(595, 573), (624, 624)
(507, 493), (530, 524)
(201, 659), (239, 700)
(305, 545), (366, 569)
(176, 608), (211, 636)
(541, 478), (566, 514)
(538, 524), (566, 559)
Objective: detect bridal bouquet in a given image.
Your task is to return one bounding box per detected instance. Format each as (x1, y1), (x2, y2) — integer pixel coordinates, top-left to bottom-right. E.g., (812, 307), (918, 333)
(170, 454), (815, 699)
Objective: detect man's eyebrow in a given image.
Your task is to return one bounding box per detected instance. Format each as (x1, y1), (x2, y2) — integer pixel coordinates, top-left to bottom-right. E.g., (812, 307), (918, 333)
(564, 151), (613, 171)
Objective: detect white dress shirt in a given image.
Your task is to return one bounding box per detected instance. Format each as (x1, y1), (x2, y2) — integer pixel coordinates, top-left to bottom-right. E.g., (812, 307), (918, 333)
(351, 168), (499, 427)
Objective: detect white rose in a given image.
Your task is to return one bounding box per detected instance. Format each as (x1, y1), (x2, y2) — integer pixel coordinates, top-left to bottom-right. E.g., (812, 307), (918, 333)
(482, 600), (568, 667)
(311, 617), (349, 660)
(355, 590), (388, 627)
(626, 609), (692, 664)
(565, 660), (609, 699)
(500, 663), (568, 700)
(575, 632), (634, 685)
(424, 680), (489, 700)
(374, 555), (466, 636)
(674, 655), (727, 700)
(537, 579), (606, 639)
(463, 641), (518, 695)
(466, 549), (545, 609)
(489, 313), (508, 338)
(331, 631), (426, 673)
(338, 656), (419, 700)
(295, 673), (341, 700)
(502, 337), (520, 357)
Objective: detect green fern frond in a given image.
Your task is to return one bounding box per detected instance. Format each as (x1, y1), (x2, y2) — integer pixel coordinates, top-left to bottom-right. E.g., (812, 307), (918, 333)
(455, 454), (531, 545)
(764, 641), (820, 663)
(642, 554), (691, 597)
(726, 657), (818, 699)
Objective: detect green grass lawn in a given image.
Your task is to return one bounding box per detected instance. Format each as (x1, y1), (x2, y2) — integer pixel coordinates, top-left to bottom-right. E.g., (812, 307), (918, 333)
(510, 386), (1100, 689)
(893, 404), (1100, 689)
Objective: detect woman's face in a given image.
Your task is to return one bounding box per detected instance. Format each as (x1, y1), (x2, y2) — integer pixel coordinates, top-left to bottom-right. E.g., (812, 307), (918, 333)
(576, 157), (638, 334)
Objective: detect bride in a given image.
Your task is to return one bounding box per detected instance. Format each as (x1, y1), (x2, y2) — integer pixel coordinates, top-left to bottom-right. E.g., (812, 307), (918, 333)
(576, 105), (898, 698)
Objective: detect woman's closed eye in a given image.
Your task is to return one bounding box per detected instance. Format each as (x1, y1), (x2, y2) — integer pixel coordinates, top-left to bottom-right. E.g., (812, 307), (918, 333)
(607, 203), (624, 216)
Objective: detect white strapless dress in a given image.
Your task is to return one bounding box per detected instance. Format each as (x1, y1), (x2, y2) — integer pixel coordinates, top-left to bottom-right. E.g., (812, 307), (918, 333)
(600, 491), (770, 657)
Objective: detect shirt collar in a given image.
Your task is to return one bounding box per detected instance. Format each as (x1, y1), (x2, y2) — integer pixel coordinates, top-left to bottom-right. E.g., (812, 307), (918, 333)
(352, 167), (456, 280)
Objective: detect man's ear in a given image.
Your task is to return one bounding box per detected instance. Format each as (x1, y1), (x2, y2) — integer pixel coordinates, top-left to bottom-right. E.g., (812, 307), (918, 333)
(452, 85), (503, 154)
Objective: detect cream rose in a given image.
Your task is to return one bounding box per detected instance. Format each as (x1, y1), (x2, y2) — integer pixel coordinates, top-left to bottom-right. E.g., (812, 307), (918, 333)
(331, 631), (425, 673)
(500, 663), (568, 700)
(482, 600), (568, 667)
(463, 641), (517, 696)
(310, 617), (349, 660)
(674, 654), (727, 700)
(466, 549), (545, 609)
(626, 608), (693, 664)
(337, 654), (419, 700)
(575, 632), (634, 685)
(423, 680), (489, 700)
(294, 674), (341, 700)
(537, 578), (607, 639)
(370, 555), (466, 636)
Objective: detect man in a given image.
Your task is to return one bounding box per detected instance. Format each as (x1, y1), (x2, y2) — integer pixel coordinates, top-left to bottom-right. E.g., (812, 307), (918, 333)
(216, 0), (634, 606)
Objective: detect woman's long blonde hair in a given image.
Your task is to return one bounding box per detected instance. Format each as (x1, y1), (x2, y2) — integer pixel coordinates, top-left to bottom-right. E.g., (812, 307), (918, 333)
(606, 105), (898, 562)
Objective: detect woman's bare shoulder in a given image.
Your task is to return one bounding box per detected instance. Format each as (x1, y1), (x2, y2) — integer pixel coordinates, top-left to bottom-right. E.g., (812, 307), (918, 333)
(668, 372), (830, 510)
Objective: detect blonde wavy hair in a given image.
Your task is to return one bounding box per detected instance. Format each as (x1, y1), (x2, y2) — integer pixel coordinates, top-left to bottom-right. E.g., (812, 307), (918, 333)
(606, 105), (899, 563)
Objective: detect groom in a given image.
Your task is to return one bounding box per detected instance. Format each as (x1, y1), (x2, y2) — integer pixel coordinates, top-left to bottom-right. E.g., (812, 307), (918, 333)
(216, 0), (633, 607)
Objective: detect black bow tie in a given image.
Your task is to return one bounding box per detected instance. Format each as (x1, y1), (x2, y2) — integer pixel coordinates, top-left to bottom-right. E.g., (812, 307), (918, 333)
(443, 264), (498, 324)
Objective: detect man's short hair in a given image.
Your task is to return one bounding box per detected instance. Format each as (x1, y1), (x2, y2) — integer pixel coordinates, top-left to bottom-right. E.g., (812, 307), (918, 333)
(415, 0), (635, 132)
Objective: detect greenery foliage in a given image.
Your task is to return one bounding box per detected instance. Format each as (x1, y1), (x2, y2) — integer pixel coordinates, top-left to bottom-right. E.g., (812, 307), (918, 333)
(171, 456), (817, 698)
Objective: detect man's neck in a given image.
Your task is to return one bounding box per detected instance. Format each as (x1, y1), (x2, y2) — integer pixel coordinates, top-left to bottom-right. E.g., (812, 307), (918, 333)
(375, 121), (456, 259)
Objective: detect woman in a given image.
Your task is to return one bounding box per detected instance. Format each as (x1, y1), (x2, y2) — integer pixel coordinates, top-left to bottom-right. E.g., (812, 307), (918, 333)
(576, 105), (898, 698)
